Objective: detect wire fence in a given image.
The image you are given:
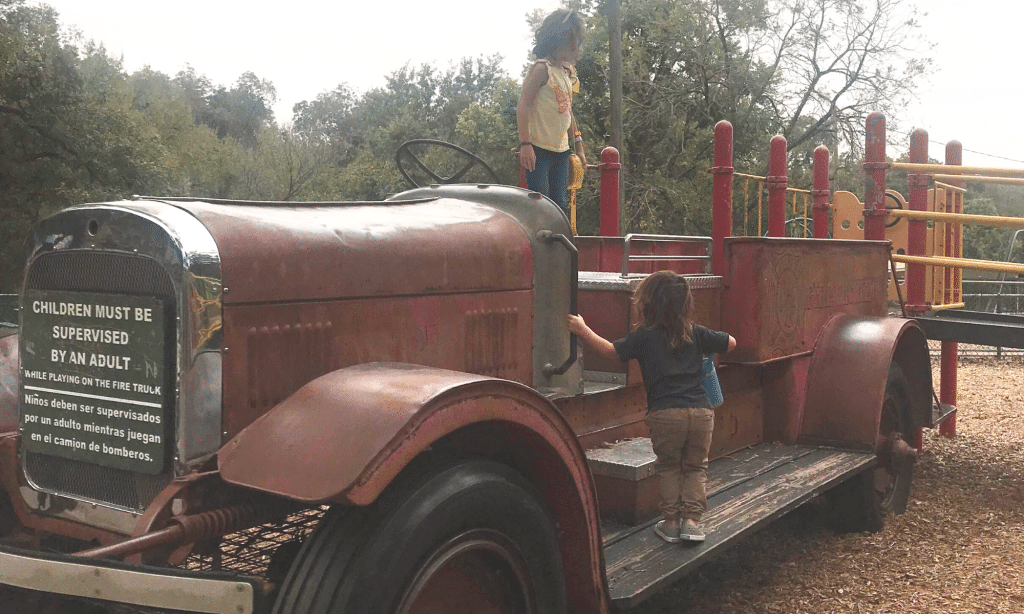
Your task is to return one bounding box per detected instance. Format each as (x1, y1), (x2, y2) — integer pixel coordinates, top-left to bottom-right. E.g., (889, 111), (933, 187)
(961, 280), (1024, 314)
(930, 280), (1024, 358)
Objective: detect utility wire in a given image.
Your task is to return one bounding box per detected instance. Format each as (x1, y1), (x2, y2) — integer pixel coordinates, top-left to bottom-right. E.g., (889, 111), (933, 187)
(927, 139), (1024, 165)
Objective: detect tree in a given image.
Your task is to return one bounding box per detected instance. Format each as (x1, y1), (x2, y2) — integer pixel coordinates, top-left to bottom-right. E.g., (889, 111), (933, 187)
(289, 56), (518, 199)
(174, 67), (276, 147)
(565, 0), (931, 236)
(0, 1), (175, 290)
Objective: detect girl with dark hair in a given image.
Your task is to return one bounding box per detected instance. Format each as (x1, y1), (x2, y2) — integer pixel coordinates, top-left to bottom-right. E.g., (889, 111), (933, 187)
(516, 8), (587, 216)
(568, 271), (737, 543)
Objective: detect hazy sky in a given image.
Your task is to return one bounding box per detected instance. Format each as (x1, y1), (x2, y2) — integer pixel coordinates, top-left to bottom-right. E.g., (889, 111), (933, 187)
(30, 0), (1024, 168)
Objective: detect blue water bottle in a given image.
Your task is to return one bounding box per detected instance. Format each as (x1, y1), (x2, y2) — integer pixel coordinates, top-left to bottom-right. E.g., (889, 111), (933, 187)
(702, 354), (724, 407)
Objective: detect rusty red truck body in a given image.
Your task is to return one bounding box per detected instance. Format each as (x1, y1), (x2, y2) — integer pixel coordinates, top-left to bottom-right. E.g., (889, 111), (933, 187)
(0, 182), (934, 614)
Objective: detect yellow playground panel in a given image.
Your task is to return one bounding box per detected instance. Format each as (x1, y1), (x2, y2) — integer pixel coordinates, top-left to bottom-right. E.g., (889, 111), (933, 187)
(832, 189), (951, 305)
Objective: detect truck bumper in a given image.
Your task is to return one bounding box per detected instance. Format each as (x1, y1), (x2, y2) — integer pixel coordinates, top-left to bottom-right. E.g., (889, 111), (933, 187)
(0, 545), (256, 614)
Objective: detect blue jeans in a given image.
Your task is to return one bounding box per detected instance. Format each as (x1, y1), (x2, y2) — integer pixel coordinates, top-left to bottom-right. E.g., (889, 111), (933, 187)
(525, 147), (571, 216)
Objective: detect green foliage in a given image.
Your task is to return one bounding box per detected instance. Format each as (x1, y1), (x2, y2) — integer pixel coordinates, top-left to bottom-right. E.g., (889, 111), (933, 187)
(173, 67), (276, 148)
(0, 1), (175, 290)
(0, 1), (284, 291)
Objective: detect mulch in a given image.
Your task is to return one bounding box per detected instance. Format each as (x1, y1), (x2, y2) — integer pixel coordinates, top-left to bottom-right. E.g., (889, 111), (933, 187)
(635, 357), (1024, 614)
(2, 359), (1022, 614)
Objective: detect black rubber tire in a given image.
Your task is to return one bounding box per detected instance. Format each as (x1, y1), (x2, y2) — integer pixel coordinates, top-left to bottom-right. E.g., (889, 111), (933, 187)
(272, 459), (567, 614)
(830, 362), (915, 533)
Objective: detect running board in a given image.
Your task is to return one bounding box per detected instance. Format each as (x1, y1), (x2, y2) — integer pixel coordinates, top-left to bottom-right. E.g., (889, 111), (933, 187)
(602, 445), (875, 609)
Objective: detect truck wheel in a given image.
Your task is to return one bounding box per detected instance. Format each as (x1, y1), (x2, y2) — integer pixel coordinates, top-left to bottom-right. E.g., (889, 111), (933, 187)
(272, 459), (567, 614)
(831, 362), (915, 533)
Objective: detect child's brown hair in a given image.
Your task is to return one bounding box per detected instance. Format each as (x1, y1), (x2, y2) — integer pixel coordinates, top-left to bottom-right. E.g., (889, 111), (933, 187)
(633, 270), (694, 348)
(532, 9), (585, 59)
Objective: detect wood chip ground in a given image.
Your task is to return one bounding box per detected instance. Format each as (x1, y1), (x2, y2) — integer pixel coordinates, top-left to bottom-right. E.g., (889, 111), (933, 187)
(2, 358), (1022, 613)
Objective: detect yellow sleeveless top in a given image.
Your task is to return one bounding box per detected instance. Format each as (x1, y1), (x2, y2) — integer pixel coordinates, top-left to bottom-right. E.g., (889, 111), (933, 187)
(528, 60), (579, 153)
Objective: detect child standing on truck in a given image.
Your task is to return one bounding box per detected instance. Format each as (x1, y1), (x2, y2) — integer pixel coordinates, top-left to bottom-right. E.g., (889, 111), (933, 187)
(568, 271), (736, 543)
(517, 8), (588, 216)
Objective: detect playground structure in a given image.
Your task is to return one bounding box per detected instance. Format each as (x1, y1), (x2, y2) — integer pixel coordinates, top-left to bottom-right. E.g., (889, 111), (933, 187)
(701, 114), (1024, 442)
(0, 113), (1014, 614)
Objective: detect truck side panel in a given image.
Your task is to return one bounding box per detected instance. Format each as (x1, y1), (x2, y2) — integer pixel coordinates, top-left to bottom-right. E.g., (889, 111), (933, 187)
(219, 291), (534, 439)
(722, 237), (889, 364)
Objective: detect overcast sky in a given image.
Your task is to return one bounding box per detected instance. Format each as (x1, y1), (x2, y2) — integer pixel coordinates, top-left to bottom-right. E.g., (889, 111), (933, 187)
(30, 0), (1024, 168)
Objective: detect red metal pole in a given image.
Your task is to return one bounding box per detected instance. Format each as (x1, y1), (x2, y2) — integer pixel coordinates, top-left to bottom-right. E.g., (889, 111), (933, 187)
(863, 112), (887, 241)
(939, 140), (962, 437)
(599, 147), (621, 237)
(812, 145), (830, 239)
(711, 121), (734, 276)
(906, 129), (928, 314)
(767, 135), (787, 237)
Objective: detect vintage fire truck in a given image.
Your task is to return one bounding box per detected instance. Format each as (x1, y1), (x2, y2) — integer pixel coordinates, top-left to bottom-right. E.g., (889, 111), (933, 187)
(0, 132), (935, 614)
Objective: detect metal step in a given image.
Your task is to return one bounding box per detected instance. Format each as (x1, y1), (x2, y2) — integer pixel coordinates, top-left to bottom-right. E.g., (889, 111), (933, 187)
(916, 310), (1024, 349)
(602, 444), (875, 609)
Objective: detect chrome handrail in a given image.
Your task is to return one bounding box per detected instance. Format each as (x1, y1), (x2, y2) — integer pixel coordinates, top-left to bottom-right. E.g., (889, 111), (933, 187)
(620, 234), (713, 278)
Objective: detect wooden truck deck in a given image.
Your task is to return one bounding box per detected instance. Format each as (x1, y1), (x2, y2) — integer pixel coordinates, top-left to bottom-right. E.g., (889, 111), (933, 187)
(592, 442), (876, 608)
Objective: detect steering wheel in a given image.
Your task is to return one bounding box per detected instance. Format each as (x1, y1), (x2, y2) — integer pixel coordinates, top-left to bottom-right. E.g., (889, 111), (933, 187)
(395, 139), (500, 188)
(885, 192), (903, 228)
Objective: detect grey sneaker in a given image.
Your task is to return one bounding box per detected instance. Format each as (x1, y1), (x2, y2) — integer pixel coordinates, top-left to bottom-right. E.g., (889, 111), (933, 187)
(678, 523), (706, 542)
(654, 520), (684, 543)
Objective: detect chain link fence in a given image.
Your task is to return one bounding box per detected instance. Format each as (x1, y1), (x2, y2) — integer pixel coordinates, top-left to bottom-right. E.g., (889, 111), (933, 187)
(939, 280), (1024, 357)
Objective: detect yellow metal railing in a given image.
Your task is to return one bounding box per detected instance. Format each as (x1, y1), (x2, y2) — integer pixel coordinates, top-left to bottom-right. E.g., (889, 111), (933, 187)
(891, 162), (1024, 177)
(891, 253), (1024, 276)
(732, 173), (814, 237)
(734, 172), (766, 236)
(884, 164), (1024, 311)
(788, 187), (811, 237)
(887, 209), (1024, 229)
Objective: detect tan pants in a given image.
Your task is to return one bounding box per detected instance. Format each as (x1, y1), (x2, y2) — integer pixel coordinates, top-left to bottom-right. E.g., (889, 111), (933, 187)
(646, 407), (714, 522)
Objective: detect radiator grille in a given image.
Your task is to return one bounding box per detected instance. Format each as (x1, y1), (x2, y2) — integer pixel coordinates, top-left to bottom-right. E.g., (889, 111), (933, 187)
(23, 251), (177, 512)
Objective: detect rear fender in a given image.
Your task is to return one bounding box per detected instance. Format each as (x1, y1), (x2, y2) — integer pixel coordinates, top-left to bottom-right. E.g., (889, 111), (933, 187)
(0, 332), (17, 434)
(799, 315), (931, 450)
(219, 361), (610, 614)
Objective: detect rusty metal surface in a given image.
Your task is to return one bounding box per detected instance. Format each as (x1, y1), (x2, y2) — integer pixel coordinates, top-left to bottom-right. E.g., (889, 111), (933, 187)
(710, 364), (764, 458)
(557, 384), (648, 449)
(172, 198), (533, 305)
(722, 237), (889, 364)
(799, 314), (931, 449)
(221, 363), (552, 501)
(385, 184), (582, 396)
(219, 361), (610, 614)
(762, 355), (811, 444)
(0, 334), (17, 433)
(220, 291), (533, 439)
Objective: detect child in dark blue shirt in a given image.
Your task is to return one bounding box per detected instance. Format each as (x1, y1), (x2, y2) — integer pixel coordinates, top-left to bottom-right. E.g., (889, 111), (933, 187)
(569, 271), (736, 543)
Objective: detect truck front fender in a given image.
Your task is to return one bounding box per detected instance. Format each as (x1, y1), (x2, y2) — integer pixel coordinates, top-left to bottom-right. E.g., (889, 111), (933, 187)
(799, 315), (931, 450)
(0, 332), (18, 434)
(219, 361), (609, 613)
